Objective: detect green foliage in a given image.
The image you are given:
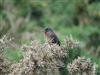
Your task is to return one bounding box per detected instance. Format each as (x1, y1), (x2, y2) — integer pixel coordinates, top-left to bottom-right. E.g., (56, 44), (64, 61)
(4, 48), (23, 62)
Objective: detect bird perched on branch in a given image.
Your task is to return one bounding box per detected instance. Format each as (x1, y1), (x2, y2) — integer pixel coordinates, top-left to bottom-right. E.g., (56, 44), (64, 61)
(44, 28), (67, 75)
(44, 27), (60, 46)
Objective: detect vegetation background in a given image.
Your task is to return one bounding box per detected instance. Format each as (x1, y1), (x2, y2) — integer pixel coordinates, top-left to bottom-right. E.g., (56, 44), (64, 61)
(0, 0), (100, 75)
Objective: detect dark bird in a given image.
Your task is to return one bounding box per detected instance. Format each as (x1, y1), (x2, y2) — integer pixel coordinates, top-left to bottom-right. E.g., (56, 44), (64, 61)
(44, 28), (67, 75)
(44, 28), (60, 46)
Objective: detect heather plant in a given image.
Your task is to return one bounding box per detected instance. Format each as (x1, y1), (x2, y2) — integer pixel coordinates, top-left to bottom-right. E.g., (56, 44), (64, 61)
(0, 35), (12, 75)
(9, 40), (67, 75)
(64, 35), (81, 63)
(0, 35), (98, 75)
(67, 56), (97, 75)
(9, 36), (81, 75)
(64, 35), (80, 50)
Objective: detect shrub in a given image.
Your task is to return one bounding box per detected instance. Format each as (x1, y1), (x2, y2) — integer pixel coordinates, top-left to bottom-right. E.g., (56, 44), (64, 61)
(67, 56), (97, 75)
(0, 35), (12, 75)
(0, 35), (97, 75)
(9, 41), (67, 75)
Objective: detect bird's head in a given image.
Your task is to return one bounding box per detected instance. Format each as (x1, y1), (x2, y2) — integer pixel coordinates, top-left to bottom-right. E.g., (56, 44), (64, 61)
(44, 27), (54, 36)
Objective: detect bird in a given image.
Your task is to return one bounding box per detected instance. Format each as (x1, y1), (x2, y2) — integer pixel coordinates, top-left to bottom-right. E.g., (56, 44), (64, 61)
(44, 28), (68, 75)
(44, 27), (60, 46)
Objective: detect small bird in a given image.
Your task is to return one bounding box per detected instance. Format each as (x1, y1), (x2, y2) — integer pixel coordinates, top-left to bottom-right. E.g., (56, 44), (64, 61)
(44, 28), (67, 75)
(44, 27), (60, 46)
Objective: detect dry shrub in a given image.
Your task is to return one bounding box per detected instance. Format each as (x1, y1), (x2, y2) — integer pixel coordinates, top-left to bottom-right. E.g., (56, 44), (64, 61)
(0, 35), (97, 75)
(9, 35), (91, 75)
(67, 56), (97, 75)
(65, 35), (79, 49)
(9, 41), (68, 75)
(0, 35), (12, 75)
